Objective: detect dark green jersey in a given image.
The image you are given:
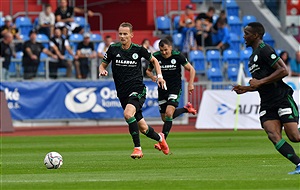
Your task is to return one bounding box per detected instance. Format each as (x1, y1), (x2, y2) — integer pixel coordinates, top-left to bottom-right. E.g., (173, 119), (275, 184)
(150, 50), (188, 90)
(248, 42), (293, 108)
(103, 42), (152, 98)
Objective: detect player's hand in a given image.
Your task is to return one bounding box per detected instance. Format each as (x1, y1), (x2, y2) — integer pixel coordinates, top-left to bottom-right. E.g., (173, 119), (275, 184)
(99, 70), (108, 76)
(157, 78), (167, 90)
(249, 78), (261, 89)
(151, 75), (157, 82)
(231, 85), (247, 94)
(31, 55), (38, 60)
(188, 84), (194, 94)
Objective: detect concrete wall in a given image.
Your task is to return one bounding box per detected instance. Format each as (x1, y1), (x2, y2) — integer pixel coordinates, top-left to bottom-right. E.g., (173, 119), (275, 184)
(237, 0), (299, 56)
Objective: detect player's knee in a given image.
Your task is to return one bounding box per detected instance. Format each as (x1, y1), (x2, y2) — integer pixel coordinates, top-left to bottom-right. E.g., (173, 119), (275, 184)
(123, 111), (134, 120)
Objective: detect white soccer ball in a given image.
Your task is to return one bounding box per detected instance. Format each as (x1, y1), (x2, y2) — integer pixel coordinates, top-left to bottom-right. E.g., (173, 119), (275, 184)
(44, 152), (63, 169)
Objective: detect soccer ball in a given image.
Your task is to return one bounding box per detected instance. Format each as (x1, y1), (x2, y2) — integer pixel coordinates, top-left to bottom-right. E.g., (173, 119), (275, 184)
(44, 152), (63, 169)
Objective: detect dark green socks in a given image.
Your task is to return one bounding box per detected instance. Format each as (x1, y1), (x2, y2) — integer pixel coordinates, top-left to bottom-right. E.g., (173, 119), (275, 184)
(173, 108), (187, 119)
(162, 116), (173, 139)
(126, 117), (140, 147)
(275, 139), (300, 165)
(143, 125), (160, 141)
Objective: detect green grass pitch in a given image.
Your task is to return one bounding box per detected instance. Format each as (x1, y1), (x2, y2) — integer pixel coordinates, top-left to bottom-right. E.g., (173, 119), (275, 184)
(1, 130), (300, 189)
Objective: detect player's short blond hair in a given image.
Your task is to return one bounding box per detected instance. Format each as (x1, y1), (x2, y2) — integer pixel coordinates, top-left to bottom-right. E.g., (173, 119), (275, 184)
(119, 22), (133, 33)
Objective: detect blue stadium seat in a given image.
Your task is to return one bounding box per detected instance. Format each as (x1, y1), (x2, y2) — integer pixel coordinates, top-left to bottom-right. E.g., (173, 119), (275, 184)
(227, 65), (239, 81)
(225, 0), (239, 17)
(229, 32), (240, 52)
(20, 34), (30, 42)
(74, 16), (90, 32)
(15, 17), (33, 36)
(173, 15), (180, 33)
(223, 49), (240, 67)
(172, 33), (183, 50)
(0, 17), (4, 26)
(228, 15), (242, 36)
(189, 50), (206, 75)
(10, 51), (23, 76)
(38, 52), (48, 76)
(90, 33), (102, 50)
(207, 67), (223, 82)
(276, 49), (282, 56)
(69, 34), (83, 52)
(33, 17), (39, 29)
(36, 33), (49, 49)
(240, 49), (252, 77)
(206, 50), (221, 69)
(242, 15), (257, 27)
(263, 32), (275, 47)
(156, 16), (171, 34)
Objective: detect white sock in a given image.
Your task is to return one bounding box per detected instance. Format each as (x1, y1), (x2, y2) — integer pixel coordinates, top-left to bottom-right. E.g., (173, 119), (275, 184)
(158, 133), (162, 142)
(135, 147), (142, 150)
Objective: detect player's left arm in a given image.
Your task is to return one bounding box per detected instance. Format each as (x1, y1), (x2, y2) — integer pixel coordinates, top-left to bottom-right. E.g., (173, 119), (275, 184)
(183, 62), (196, 94)
(249, 58), (288, 89)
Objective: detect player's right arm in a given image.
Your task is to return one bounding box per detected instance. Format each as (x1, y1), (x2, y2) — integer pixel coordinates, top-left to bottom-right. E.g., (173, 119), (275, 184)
(232, 85), (256, 94)
(99, 62), (108, 76)
(98, 46), (112, 77)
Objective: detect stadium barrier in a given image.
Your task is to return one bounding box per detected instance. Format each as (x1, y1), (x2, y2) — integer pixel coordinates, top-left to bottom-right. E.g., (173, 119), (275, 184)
(196, 77), (300, 129)
(0, 80), (188, 127)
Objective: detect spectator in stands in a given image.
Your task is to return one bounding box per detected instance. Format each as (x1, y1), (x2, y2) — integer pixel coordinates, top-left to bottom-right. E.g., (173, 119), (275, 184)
(279, 51), (291, 76)
(213, 10), (227, 31)
(141, 38), (156, 77)
(0, 15), (22, 51)
(74, 32), (96, 79)
(178, 4), (195, 33)
(38, 4), (55, 39)
(97, 35), (114, 59)
(290, 50), (300, 77)
(22, 29), (57, 79)
(49, 28), (75, 79)
(181, 19), (197, 57)
(195, 7), (215, 47)
(0, 33), (15, 80)
(212, 18), (230, 53)
(54, 0), (94, 38)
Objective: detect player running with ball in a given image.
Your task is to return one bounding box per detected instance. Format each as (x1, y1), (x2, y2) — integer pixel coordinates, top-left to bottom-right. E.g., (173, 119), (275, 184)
(99, 22), (169, 159)
(146, 38), (197, 151)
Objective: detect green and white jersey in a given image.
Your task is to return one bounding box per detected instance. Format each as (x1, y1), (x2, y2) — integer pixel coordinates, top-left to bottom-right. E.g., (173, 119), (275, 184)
(150, 50), (188, 90)
(248, 42), (293, 108)
(103, 42), (152, 98)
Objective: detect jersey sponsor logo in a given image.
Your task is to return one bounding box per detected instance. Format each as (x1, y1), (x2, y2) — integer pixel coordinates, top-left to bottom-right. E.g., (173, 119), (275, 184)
(132, 53), (138, 59)
(271, 54), (276, 59)
(116, 54), (121, 57)
(278, 108), (292, 116)
(161, 64), (176, 69)
(116, 59), (137, 66)
(65, 87), (106, 113)
(171, 59), (176, 64)
(259, 110), (266, 117)
(253, 55), (258, 62)
(249, 63), (260, 73)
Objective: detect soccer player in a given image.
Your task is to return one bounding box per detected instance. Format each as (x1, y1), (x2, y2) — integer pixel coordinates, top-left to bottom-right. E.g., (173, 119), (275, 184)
(232, 22), (300, 174)
(146, 38), (197, 151)
(98, 22), (169, 159)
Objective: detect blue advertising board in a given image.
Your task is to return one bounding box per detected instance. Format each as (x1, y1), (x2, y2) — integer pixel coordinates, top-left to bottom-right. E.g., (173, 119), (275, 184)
(0, 80), (184, 120)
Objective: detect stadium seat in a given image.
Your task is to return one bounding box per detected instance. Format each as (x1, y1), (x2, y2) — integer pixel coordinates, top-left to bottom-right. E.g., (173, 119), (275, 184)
(33, 17), (39, 29)
(263, 32), (275, 47)
(242, 15), (257, 27)
(36, 33), (49, 49)
(15, 17), (33, 36)
(172, 33), (183, 50)
(20, 34), (30, 42)
(240, 49), (252, 77)
(90, 33), (102, 50)
(207, 67), (223, 82)
(74, 16), (90, 32)
(10, 51), (24, 77)
(156, 16), (171, 34)
(69, 34), (83, 52)
(223, 49), (240, 68)
(229, 32), (240, 52)
(206, 50), (221, 69)
(38, 52), (48, 76)
(227, 65), (239, 81)
(173, 15), (180, 33)
(225, 0), (239, 17)
(0, 17), (4, 26)
(228, 15), (242, 36)
(189, 50), (206, 75)
(190, 0), (204, 3)
(276, 49), (282, 56)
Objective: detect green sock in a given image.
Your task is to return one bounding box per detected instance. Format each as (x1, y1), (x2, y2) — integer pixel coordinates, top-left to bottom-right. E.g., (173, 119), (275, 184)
(275, 139), (300, 165)
(162, 116), (173, 139)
